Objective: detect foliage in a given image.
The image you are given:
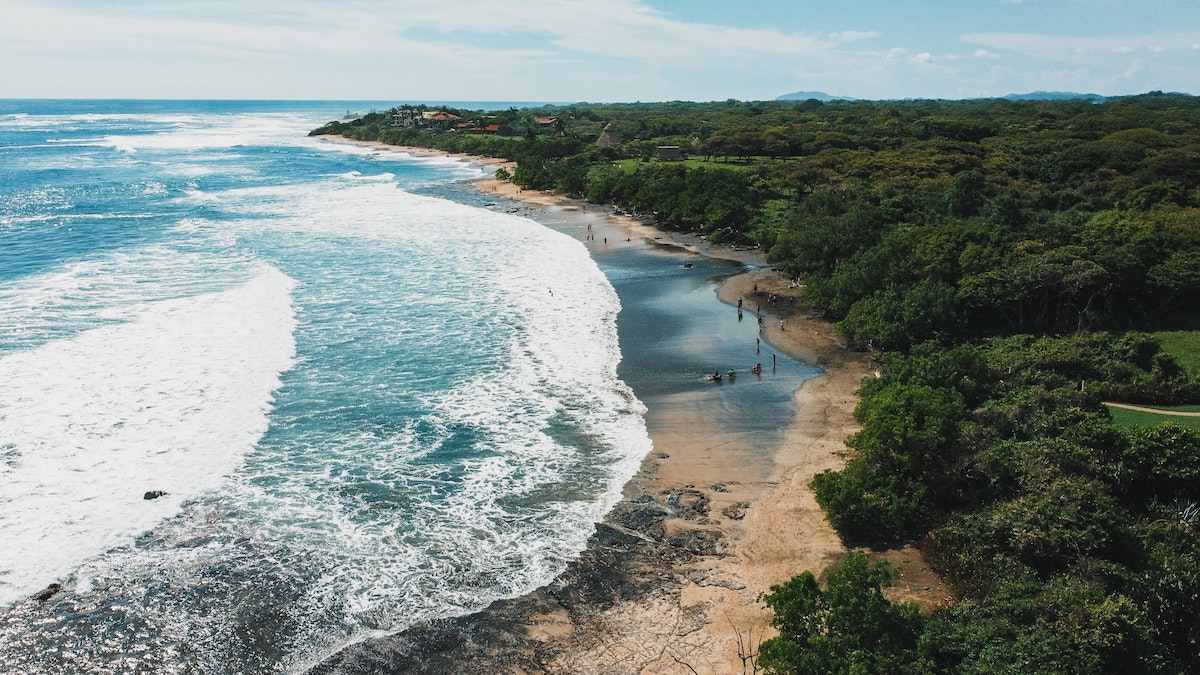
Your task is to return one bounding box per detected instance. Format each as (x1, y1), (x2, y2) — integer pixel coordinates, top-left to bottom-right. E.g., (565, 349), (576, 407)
(309, 95), (1200, 673)
(758, 553), (925, 675)
(809, 333), (1200, 672)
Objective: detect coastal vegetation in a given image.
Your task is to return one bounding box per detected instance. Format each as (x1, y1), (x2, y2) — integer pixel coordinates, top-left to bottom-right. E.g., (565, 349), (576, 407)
(312, 94), (1200, 673)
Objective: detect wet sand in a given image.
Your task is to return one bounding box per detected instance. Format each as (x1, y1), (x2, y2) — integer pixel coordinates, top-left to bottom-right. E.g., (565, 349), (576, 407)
(312, 137), (943, 673)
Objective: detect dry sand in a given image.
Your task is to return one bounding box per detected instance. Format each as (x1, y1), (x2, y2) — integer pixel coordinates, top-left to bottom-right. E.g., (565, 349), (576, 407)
(314, 137), (949, 673)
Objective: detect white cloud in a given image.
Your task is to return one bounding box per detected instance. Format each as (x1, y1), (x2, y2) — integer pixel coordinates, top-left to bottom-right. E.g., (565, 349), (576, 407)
(1, 1), (1195, 100)
(828, 31), (882, 44)
(959, 29), (1200, 95)
(1, 0), (910, 99)
(1122, 59), (1146, 80)
(962, 30), (1200, 63)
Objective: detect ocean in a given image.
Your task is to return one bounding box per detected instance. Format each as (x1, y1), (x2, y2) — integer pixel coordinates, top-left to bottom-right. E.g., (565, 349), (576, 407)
(0, 100), (815, 673)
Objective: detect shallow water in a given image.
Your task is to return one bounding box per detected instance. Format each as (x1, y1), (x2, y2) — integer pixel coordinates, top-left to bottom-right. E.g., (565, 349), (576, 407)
(0, 101), (814, 674)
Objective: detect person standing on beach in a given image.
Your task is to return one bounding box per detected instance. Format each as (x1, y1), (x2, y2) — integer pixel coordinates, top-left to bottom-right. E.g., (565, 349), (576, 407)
(756, 337), (760, 354)
(737, 297), (743, 310)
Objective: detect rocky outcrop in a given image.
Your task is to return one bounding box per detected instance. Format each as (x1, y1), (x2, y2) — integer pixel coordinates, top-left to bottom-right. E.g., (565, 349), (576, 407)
(721, 501), (750, 521)
(32, 583), (63, 603)
(307, 490), (730, 674)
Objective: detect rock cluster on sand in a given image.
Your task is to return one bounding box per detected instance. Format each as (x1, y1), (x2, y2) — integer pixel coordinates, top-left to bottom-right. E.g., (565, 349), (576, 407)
(721, 501), (751, 520)
(663, 488), (710, 521)
(309, 488), (729, 674)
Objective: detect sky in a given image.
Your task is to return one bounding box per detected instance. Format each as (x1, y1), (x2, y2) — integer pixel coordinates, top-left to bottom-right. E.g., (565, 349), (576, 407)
(2, 0), (1199, 101)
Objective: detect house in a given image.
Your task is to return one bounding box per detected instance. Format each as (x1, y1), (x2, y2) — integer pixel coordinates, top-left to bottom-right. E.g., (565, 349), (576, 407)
(535, 116), (558, 127)
(656, 145), (686, 161)
(390, 108), (422, 128)
(422, 111), (461, 123)
(469, 123), (501, 135)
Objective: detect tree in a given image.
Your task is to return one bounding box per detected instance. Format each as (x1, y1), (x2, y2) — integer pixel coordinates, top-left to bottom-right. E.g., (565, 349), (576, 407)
(758, 553), (924, 675)
(948, 169), (987, 217)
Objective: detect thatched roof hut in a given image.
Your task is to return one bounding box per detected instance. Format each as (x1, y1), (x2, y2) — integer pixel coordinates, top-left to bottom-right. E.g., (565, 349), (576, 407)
(596, 122), (621, 149)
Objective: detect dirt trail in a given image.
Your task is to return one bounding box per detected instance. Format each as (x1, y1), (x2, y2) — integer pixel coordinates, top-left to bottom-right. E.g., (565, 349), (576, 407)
(1104, 402), (1200, 417)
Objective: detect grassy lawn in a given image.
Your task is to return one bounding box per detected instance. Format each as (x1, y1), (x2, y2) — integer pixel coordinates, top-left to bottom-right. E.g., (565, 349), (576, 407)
(1143, 403), (1200, 412)
(1154, 330), (1200, 378)
(1106, 404), (1200, 431)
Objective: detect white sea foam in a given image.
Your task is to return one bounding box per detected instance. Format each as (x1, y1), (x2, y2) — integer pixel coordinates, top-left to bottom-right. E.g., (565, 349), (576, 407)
(0, 118), (649, 671)
(86, 113), (319, 153)
(0, 265), (297, 605)
(194, 179), (652, 669)
(338, 170), (395, 183)
(0, 243), (256, 350)
(313, 140), (486, 179)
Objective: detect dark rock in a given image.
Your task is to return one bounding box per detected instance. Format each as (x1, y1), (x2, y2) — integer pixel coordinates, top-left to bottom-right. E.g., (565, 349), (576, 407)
(654, 452), (670, 459)
(668, 529), (726, 557)
(709, 483), (729, 493)
(310, 491), (670, 674)
(608, 496), (669, 540)
(663, 488), (710, 520)
(721, 501), (750, 520)
(32, 583), (63, 602)
(143, 490), (168, 500)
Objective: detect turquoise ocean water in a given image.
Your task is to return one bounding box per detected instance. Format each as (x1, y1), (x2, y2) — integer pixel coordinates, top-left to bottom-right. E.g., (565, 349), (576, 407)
(0, 100), (817, 673)
(0, 100), (655, 673)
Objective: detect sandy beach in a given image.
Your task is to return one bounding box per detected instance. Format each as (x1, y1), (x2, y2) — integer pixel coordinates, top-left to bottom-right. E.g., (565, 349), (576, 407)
(313, 137), (946, 674)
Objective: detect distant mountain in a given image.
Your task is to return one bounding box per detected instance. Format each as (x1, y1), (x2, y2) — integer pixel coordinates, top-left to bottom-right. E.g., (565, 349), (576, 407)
(776, 91), (857, 102)
(1003, 91), (1107, 102)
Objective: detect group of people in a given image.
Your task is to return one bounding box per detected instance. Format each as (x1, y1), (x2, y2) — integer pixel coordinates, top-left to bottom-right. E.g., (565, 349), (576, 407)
(584, 222), (632, 244)
(585, 223), (604, 243)
(708, 294), (775, 383)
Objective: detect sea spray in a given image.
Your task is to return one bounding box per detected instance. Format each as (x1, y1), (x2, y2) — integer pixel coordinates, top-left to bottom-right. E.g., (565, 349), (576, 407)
(0, 103), (651, 674)
(0, 265), (298, 605)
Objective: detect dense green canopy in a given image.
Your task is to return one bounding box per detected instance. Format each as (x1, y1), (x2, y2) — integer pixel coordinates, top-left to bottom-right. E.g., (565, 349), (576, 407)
(313, 94), (1200, 674)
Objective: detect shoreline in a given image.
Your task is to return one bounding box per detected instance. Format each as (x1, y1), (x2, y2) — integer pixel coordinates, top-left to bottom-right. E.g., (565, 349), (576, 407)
(312, 136), (922, 673)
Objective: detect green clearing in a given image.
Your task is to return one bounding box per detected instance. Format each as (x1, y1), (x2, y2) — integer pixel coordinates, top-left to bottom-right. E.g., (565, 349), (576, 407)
(1144, 403), (1200, 412)
(1154, 330), (1200, 378)
(1105, 404), (1200, 431)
